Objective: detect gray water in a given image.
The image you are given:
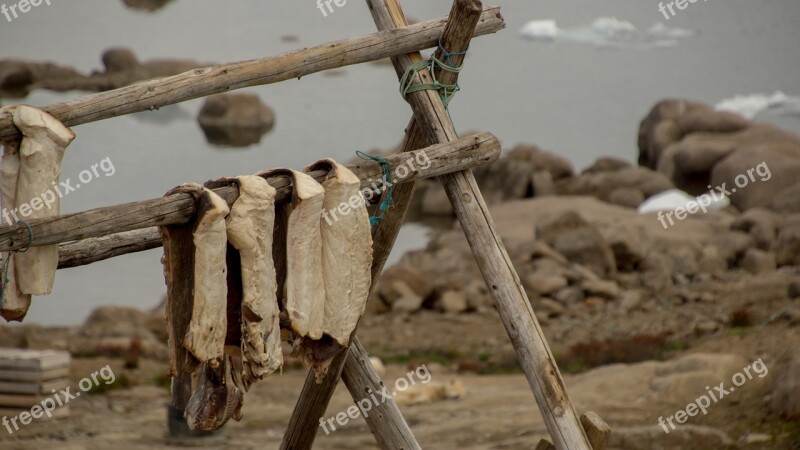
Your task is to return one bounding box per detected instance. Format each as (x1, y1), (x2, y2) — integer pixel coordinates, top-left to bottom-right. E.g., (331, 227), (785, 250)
(0, 0), (798, 325)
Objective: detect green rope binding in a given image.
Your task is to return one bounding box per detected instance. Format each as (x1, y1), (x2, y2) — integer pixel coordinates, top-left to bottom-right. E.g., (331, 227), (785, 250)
(356, 151), (393, 226)
(0, 220), (34, 308)
(399, 37), (467, 109)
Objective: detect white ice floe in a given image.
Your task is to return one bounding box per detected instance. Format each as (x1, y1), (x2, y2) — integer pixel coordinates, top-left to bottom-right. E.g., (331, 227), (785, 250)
(638, 189), (729, 214)
(715, 91), (800, 120)
(520, 20), (560, 41)
(519, 17), (695, 50)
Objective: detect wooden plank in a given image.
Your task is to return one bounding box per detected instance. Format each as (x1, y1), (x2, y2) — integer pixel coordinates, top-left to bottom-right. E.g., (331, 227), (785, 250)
(58, 229), (162, 269)
(581, 412), (611, 450)
(0, 379), (69, 395)
(367, 0), (593, 448)
(0, 6), (504, 142)
(0, 367), (69, 383)
(0, 349), (70, 371)
(0, 405), (69, 419)
(40, 134), (499, 262)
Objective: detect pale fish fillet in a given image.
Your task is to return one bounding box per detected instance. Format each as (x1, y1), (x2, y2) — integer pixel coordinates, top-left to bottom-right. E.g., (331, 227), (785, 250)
(182, 184), (230, 365)
(0, 138), (30, 321)
(225, 175), (282, 389)
(185, 355), (244, 431)
(260, 169), (325, 340)
(12, 105), (75, 295)
(306, 159), (373, 347)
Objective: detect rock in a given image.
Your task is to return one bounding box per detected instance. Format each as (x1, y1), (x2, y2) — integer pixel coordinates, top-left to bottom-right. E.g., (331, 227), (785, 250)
(612, 425), (733, 450)
(790, 281), (800, 299)
(556, 167), (673, 204)
(523, 274), (568, 297)
(743, 433), (772, 444)
(369, 357), (387, 377)
(531, 241), (570, 265)
(771, 348), (800, 419)
(710, 138), (800, 211)
(535, 211), (617, 278)
(121, 0), (175, 11)
(554, 287), (584, 305)
(380, 264), (434, 300)
(101, 48), (140, 72)
(731, 207), (782, 250)
(694, 320), (719, 334)
(770, 183), (800, 214)
(463, 281), (492, 312)
(607, 187), (645, 208)
(583, 157), (632, 174)
(394, 380), (465, 406)
(708, 231), (754, 266)
(197, 93), (275, 147)
(619, 290), (643, 313)
(739, 248), (776, 274)
(774, 215), (800, 266)
(387, 282), (424, 313)
(0, 60), (34, 97)
(439, 290), (468, 314)
(582, 279), (620, 299)
(536, 298), (567, 318)
(507, 144), (574, 180)
(698, 245), (728, 275)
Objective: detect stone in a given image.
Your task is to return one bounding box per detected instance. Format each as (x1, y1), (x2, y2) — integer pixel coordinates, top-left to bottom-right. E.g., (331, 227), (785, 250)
(101, 48), (140, 72)
(523, 274), (568, 297)
(554, 287), (584, 305)
(536, 298), (567, 318)
(386, 281), (424, 313)
(380, 264), (434, 300)
(582, 157), (632, 174)
(607, 187), (645, 208)
(197, 93), (275, 147)
(535, 211), (617, 278)
(771, 347), (800, 419)
(774, 215), (800, 266)
(620, 290), (643, 313)
(582, 279), (620, 299)
(439, 290), (468, 314)
(731, 207), (782, 250)
(739, 248), (777, 274)
(694, 320), (719, 334)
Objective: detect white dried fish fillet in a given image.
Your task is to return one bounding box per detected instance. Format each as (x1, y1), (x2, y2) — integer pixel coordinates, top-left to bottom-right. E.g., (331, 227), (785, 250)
(307, 159), (373, 346)
(225, 175), (282, 388)
(12, 105), (75, 295)
(262, 169), (325, 340)
(1, 139), (30, 321)
(183, 185), (230, 364)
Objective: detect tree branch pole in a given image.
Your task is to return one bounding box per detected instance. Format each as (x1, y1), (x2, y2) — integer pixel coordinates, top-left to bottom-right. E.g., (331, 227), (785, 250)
(367, 0), (593, 448)
(0, 132), (499, 253)
(0, 6), (503, 142)
(279, 2), (487, 448)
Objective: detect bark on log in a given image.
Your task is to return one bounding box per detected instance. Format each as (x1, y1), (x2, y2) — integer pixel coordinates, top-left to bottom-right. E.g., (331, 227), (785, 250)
(27, 132), (497, 259)
(0, 6), (504, 142)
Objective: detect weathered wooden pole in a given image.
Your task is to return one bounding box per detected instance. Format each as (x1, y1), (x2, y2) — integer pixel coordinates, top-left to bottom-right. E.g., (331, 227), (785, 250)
(0, 7), (503, 142)
(367, 0), (593, 448)
(279, 2), (488, 448)
(0, 132), (499, 253)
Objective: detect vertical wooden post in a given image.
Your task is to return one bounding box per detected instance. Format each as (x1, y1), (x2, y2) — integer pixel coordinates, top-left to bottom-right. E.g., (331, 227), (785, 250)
(279, 2), (486, 448)
(366, 0), (593, 448)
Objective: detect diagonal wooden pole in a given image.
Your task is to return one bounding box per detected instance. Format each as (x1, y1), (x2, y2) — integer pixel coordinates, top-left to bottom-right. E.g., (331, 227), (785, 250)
(366, 0), (592, 448)
(279, 2), (489, 449)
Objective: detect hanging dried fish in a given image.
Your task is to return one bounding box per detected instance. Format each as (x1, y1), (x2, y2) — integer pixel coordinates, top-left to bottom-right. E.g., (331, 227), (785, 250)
(0, 138), (30, 321)
(184, 355), (244, 431)
(259, 169), (326, 341)
(176, 183), (230, 366)
(12, 105), (75, 296)
(224, 175), (282, 389)
(307, 159), (373, 347)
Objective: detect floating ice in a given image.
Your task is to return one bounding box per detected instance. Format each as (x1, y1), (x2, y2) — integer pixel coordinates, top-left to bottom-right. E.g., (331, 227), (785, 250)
(520, 17), (695, 50)
(715, 91), (800, 120)
(520, 20), (560, 41)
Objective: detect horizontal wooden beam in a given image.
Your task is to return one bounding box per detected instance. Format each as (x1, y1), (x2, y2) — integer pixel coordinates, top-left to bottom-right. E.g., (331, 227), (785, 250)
(10, 132), (498, 257)
(0, 6), (504, 141)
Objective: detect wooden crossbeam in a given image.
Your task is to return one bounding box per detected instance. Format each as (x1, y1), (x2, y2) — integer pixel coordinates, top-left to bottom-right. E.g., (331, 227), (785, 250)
(0, 6), (503, 142)
(0, 133), (499, 254)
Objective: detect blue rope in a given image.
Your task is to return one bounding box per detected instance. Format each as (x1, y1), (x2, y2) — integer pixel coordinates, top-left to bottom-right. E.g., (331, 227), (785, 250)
(356, 151), (393, 226)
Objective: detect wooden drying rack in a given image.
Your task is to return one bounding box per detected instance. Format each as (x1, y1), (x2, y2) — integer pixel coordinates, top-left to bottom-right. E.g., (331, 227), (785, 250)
(0, 1), (610, 448)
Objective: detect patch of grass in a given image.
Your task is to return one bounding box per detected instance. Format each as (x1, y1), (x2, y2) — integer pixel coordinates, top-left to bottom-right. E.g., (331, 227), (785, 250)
(478, 352), (492, 363)
(152, 373), (172, 390)
(86, 373), (133, 395)
(379, 349), (462, 366)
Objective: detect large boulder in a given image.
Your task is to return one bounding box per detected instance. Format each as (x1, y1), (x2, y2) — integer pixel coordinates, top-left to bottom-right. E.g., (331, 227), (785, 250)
(197, 93), (275, 147)
(556, 165), (674, 209)
(535, 210), (617, 278)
